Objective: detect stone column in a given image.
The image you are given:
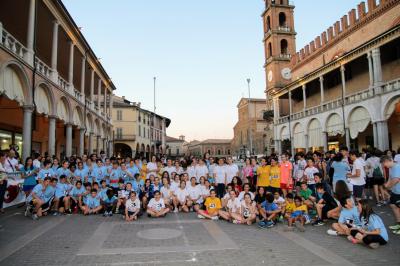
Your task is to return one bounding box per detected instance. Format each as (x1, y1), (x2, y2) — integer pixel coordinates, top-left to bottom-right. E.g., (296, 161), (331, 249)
(161, 118), (166, 154)
(103, 87), (107, 115)
(304, 134), (309, 152)
(340, 65), (346, 97)
(68, 42), (75, 91)
(108, 139), (114, 157)
(88, 133), (93, 155)
(345, 128), (351, 149)
(376, 120), (389, 151)
(288, 90), (293, 116)
(97, 79), (102, 109)
(79, 128), (85, 156)
(50, 20), (59, 82)
(373, 122), (378, 149)
(90, 69), (94, 101)
(319, 76), (324, 103)
(48, 115), (56, 157)
(22, 105), (34, 161)
(322, 131), (328, 152)
(80, 56), (86, 95)
(25, 0), (35, 65)
(367, 51), (374, 87)
(103, 138), (107, 153)
(372, 47), (383, 87)
(273, 98), (280, 121)
(109, 93), (113, 117)
(302, 84), (306, 110)
(65, 123), (72, 158)
(96, 135), (101, 155)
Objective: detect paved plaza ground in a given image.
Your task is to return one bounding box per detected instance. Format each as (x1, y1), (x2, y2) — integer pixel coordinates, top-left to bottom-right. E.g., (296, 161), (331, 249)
(0, 205), (399, 266)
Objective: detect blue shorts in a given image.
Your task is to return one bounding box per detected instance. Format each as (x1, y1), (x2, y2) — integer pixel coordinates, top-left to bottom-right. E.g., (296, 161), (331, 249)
(23, 185), (36, 192)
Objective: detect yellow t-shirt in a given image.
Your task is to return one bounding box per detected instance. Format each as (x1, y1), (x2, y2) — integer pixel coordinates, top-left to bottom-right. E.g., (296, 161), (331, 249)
(141, 164), (147, 181)
(269, 165), (281, 188)
(257, 165), (271, 187)
(294, 204), (308, 213)
(204, 197), (222, 214)
(285, 201), (296, 213)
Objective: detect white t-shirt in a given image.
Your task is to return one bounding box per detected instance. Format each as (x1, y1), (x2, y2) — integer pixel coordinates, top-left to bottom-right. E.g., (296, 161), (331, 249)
(160, 186), (172, 199)
(295, 159), (307, 181)
(214, 165), (227, 184)
(274, 196), (285, 205)
(33, 159), (41, 169)
(304, 167), (319, 185)
(238, 191), (255, 201)
(162, 166), (176, 177)
(227, 197), (241, 213)
(174, 166), (183, 175)
(4, 157), (18, 173)
(126, 198), (140, 212)
(366, 156), (381, 177)
(175, 188), (189, 203)
(394, 154), (400, 163)
(170, 181), (180, 193)
(225, 164), (239, 184)
(195, 165), (209, 181)
(148, 198), (165, 211)
(146, 162), (158, 179)
(241, 201), (256, 217)
(350, 158), (366, 186)
(187, 165), (197, 178)
(186, 184), (201, 203)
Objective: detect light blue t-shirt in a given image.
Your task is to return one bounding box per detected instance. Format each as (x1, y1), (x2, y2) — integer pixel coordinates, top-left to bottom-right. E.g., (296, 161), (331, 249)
(332, 161), (350, 183)
(109, 168), (121, 188)
(389, 163), (400, 194)
(339, 206), (362, 226)
(84, 195), (100, 208)
(74, 168), (88, 182)
(56, 167), (72, 180)
(366, 214), (388, 242)
(38, 168), (54, 181)
(55, 183), (70, 198)
(92, 167), (105, 183)
(70, 186), (86, 198)
(43, 185), (56, 202)
(28, 184), (45, 201)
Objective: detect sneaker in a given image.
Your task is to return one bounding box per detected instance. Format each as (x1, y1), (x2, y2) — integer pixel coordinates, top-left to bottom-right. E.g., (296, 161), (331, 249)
(312, 219), (325, 226)
(393, 229), (400, 235)
(53, 212), (59, 216)
(109, 212), (113, 217)
(277, 215), (284, 223)
(265, 221), (275, 228)
(173, 208), (179, 213)
(211, 216), (219, 221)
(232, 219), (239, 224)
(295, 221), (305, 232)
(389, 224), (400, 230)
(258, 221), (267, 228)
(197, 214), (205, 219)
(32, 214), (39, 220)
(369, 243), (380, 249)
(376, 202), (383, 207)
(24, 206), (31, 217)
(327, 229), (338, 236)
(114, 209), (120, 214)
(103, 212), (108, 217)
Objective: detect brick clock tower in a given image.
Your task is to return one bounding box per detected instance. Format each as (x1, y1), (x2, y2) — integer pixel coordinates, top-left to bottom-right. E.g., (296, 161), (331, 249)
(262, 0), (296, 107)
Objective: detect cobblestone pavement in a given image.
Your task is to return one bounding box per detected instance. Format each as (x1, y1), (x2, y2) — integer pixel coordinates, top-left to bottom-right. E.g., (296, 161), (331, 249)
(0, 205), (399, 266)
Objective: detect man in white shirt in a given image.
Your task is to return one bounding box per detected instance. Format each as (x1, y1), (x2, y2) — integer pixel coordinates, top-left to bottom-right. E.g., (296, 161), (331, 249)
(214, 158), (227, 198)
(4, 150), (18, 173)
(225, 157), (239, 184)
(195, 159), (209, 182)
(186, 159), (197, 179)
(162, 159), (176, 177)
(347, 151), (366, 200)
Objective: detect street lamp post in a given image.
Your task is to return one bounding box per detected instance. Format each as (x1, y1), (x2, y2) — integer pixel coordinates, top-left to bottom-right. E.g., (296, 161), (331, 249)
(152, 77), (156, 159)
(247, 78), (253, 156)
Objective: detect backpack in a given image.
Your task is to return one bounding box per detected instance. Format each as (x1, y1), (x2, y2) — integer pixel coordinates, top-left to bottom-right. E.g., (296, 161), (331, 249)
(372, 165), (383, 179)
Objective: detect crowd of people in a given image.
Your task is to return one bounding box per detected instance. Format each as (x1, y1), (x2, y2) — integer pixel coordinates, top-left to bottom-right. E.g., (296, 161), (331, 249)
(0, 146), (399, 249)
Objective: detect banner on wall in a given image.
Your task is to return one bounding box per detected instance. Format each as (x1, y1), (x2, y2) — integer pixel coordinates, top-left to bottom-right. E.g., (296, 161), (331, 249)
(3, 172), (26, 208)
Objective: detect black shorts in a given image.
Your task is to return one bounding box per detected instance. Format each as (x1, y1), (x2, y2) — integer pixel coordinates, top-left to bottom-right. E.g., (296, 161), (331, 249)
(321, 205), (335, 220)
(352, 185), (364, 198)
(350, 229), (387, 245)
(127, 210), (137, 216)
(390, 192), (400, 207)
(41, 198), (54, 212)
(373, 177), (385, 186)
(365, 177), (374, 189)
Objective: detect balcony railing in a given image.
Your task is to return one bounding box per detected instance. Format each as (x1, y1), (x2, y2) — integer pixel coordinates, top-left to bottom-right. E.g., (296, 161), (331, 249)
(114, 135), (136, 141)
(34, 57), (51, 78)
(276, 78), (400, 125)
(0, 24), (29, 60)
(277, 26), (291, 32)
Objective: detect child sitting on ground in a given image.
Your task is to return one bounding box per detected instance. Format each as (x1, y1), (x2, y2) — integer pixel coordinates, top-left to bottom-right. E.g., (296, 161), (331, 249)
(286, 196), (308, 232)
(147, 191), (170, 218)
(283, 193), (296, 219)
(81, 189), (102, 215)
(197, 189), (221, 220)
(313, 183), (338, 226)
(299, 182), (316, 210)
(102, 189), (117, 217)
(125, 191), (141, 221)
(328, 196), (362, 236)
(258, 192), (281, 228)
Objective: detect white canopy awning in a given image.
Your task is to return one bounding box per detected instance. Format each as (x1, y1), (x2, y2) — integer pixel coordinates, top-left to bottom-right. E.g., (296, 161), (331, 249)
(349, 107), (371, 139)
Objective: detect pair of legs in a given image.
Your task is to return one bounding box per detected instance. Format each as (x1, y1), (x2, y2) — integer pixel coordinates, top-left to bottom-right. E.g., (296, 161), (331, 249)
(53, 196), (71, 213)
(81, 205), (102, 215)
(331, 222), (351, 235)
(197, 209), (218, 219)
(348, 229), (387, 248)
(259, 208), (278, 222)
(116, 198), (126, 213)
(173, 198), (189, 212)
(288, 215), (306, 228)
(187, 200), (200, 212)
(218, 210), (234, 221)
(373, 184), (389, 203)
(147, 208), (170, 217)
(316, 204), (337, 220)
(125, 210), (140, 221)
(236, 214), (256, 225)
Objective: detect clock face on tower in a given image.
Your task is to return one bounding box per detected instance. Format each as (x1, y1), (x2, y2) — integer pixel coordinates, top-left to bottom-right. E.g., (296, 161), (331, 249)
(268, 70), (273, 82)
(281, 67), (292, 80)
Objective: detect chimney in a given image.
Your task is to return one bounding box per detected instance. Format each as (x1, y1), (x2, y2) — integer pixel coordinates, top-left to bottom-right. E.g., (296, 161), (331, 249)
(358, 2), (366, 18)
(327, 26), (334, 41)
(315, 36), (322, 49)
(367, 0), (377, 13)
(310, 41), (316, 53)
(305, 44), (310, 56)
(334, 21), (341, 36)
(321, 31), (328, 46)
(122, 96), (125, 99)
(348, 9), (357, 26)
(341, 15), (349, 30)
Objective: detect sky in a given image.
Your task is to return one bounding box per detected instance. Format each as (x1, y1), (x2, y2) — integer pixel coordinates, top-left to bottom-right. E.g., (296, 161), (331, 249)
(63, 0), (362, 141)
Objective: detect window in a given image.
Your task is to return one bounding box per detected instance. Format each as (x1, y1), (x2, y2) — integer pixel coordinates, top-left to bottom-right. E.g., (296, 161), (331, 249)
(217, 150), (221, 155)
(116, 128), (123, 139)
(176, 148), (179, 155)
(147, 129), (150, 139)
(227, 149), (231, 155)
(266, 16), (271, 31)
(280, 39), (288, 55)
(116, 110), (122, 121)
(138, 125), (141, 137)
(268, 43), (272, 57)
(143, 127), (146, 138)
(168, 149), (171, 155)
(279, 12), (286, 27)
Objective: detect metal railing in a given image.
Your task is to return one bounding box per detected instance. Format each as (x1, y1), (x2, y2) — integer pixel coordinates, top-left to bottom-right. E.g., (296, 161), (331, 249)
(114, 134), (136, 141)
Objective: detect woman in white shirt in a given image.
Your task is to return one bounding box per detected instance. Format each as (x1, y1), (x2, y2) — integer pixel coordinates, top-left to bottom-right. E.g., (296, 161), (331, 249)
(347, 151), (366, 200)
(201, 180), (211, 202)
(219, 190), (241, 223)
(225, 157), (239, 184)
(173, 180), (189, 213)
(146, 156), (159, 179)
(170, 175), (181, 194)
(195, 159), (209, 182)
(214, 158), (227, 198)
(222, 184), (234, 208)
(160, 177), (173, 210)
(174, 160), (184, 175)
(238, 183), (255, 201)
(186, 159), (197, 179)
(238, 193), (258, 225)
(186, 177), (202, 212)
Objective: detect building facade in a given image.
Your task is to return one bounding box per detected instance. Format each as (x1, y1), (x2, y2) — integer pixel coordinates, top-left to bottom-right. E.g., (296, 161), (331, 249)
(166, 135), (186, 158)
(231, 98), (274, 157)
(262, 0), (400, 154)
(111, 95), (170, 158)
(186, 139), (232, 158)
(0, 0), (115, 160)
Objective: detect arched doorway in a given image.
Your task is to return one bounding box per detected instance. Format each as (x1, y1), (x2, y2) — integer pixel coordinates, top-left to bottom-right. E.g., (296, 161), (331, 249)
(114, 143), (132, 158)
